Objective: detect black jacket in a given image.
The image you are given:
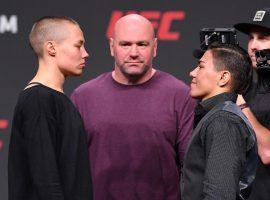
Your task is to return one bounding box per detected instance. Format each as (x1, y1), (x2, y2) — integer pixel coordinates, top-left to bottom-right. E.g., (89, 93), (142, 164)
(244, 67), (270, 200)
(181, 93), (258, 200)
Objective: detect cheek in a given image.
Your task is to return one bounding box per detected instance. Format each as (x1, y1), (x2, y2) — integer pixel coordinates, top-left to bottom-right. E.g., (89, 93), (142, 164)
(197, 74), (213, 89)
(249, 40), (270, 51)
(247, 44), (252, 53)
(263, 41), (270, 49)
(61, 48), (73, 57)
(140, 50), (154, 61)
(59, 51), (81, 66)
(114, 49), (127, 60)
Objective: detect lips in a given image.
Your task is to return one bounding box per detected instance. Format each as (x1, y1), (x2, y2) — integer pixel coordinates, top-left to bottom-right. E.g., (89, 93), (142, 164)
(250, 55), (256, 60)
(125, 61), (142, 64)
(191, 79), (197, 84)
(79, 62), (86, 67)
(125, 62), (143, 67)
(249, 55), (257, 66)
(249, 52), (256, 60)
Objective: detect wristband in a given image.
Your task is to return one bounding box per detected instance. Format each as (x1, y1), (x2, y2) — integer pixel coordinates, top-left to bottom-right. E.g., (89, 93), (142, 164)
(239, 103), (248, 110)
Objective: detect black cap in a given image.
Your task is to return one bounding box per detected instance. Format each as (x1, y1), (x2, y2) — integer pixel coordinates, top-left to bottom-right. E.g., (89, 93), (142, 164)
(234, 8), (270, 34)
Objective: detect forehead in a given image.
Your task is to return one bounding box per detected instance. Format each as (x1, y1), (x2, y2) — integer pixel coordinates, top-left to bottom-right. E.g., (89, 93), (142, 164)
(61, 23), (84, 40)
(200, 50), (214, 64)
(114, 21), (154, 41)
(249, 27), (270, 37)
(64, 23), (82, 34)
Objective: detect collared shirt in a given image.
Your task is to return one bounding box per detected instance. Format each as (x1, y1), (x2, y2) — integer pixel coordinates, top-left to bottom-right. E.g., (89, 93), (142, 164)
(182, 92), (255, 200)
(194, 92), (237, 127)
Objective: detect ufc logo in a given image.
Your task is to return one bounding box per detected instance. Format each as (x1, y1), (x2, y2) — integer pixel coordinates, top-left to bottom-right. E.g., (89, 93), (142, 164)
(106, 11), (185, 41)
(0, 140), (3, 150)
(0, 118), (8, 151)
(0, 119), (8, 129)
(0, 15), (18, 34)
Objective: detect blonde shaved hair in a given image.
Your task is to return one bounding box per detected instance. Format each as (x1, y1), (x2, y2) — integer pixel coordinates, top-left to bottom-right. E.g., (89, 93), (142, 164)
(29, 16), (79, 57)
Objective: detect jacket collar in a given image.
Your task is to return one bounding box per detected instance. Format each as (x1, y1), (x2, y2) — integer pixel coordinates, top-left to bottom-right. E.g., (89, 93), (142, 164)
(194, 93), (237, 127)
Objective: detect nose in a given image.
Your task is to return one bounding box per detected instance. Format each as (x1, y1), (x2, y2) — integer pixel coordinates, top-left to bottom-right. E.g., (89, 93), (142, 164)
(190, 67), (198, 78)
(129, 44), (139, 58)
(248, 38), (259, 52)
(82, 46), (89, 58)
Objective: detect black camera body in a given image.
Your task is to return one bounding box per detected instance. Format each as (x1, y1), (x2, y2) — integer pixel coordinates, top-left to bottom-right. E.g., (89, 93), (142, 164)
(193, 28), (239, 58)
(199, 28), (238, 50)
(256, 49), (270, 69)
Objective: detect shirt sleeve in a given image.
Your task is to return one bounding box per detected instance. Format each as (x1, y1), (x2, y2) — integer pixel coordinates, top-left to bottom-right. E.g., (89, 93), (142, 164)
(70, 89), (84, 117)
(70, 90), (78, 107)
(22, 109), (65, 200)
(175, 89), (196, 166)
(202, 113), (247, 200)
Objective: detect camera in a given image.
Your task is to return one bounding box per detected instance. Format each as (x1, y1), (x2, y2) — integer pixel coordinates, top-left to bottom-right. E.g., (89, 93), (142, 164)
(199, 28), (238, 50)
(255, 49), (270, 69)
(194, 28), (239, 58)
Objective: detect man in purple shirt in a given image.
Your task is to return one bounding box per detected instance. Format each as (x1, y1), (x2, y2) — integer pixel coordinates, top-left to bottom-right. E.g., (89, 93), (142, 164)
(71, 14), (195, 200)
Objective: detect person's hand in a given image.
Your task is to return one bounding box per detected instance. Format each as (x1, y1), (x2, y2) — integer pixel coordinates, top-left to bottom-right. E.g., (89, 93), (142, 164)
(236, 94), (246, 105)
(237, 94), (249, 110)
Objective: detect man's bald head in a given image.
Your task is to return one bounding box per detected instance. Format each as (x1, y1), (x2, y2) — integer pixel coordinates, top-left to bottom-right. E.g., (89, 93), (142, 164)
(29, 16), (79, 57)
(109, 14), (158, 84)
(113, 14), (155, 40)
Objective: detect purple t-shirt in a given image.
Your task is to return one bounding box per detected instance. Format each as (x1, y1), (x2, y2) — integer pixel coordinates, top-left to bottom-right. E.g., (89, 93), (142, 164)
(71, 71), (195, 200)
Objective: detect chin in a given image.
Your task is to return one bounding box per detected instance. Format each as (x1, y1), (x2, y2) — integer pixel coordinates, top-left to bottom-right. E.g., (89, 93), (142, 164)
(190, 91), (203, 100)
(190, 92), (198, 99)
(123, 69), (146, 76)
(70, 70), (83, 77)
(75, 71), (83, 76)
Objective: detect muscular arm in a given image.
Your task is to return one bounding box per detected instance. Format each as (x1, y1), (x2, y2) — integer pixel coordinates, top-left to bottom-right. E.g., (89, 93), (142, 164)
(237, 94), (270, 164)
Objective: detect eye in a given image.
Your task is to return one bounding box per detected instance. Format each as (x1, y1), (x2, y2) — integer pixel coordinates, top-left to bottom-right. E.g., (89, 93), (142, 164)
(119, 42), (131, 47)
(137, 42), (149, 48)
(75, 43), (83, 49)
(258, 35), (266, 40)
(262, 35), (270, 41)
(198, 65), (203, 69)
(138, 42), (147, 46)
(255, 33), (270, 40)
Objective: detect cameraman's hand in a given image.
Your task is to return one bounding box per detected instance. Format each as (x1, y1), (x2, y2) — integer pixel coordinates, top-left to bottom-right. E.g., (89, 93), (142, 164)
(237, 94), (246, 105)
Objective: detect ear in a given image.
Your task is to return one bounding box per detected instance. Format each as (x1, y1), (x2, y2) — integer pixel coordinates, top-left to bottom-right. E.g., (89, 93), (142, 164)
(45, 41), (56, 57)
(109, 38), (114, 57)
(218, 70), (231, 87)
(153, 37), (158, 58)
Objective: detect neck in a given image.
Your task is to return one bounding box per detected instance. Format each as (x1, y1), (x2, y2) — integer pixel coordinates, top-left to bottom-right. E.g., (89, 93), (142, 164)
(30, 60), (65, 93)
(202, 88), (231, 101)
(112, 68), (156, 85)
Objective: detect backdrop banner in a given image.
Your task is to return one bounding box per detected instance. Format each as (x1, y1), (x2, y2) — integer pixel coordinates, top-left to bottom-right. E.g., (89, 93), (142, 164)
(0, 0), (267, 199)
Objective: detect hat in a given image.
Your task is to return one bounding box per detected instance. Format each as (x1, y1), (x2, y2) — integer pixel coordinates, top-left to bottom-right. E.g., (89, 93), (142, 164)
(234, 8), (270, 34)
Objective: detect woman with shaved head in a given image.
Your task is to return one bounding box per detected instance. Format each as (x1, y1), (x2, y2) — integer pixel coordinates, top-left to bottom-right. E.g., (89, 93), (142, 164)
(8, 16), (92, 200)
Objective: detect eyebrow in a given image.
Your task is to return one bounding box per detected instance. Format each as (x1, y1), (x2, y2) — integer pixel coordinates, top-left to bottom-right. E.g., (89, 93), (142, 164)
(118, 40), (149, 43)
(118, 41), (131, 44)
(198, 60), (206, 64)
